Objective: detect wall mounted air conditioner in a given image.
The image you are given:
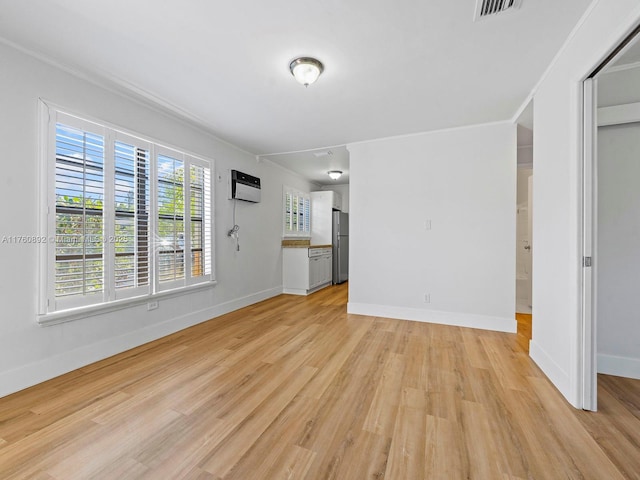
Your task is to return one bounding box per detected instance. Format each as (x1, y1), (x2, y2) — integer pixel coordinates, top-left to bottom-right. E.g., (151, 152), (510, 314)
(229, 169), (261, 203)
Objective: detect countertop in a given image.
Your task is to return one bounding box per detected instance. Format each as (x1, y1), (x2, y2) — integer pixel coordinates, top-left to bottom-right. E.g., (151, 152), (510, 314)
(282, 244), (332, 249)
(282, 240), (333, 248)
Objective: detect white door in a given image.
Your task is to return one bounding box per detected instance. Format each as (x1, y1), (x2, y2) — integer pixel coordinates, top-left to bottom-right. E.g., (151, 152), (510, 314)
(515, 171), (533, 313)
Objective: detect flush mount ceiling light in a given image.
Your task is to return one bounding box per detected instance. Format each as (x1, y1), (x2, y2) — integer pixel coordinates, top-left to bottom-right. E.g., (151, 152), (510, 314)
(327, 170), (342, 180)
(289, 57), (324, 87)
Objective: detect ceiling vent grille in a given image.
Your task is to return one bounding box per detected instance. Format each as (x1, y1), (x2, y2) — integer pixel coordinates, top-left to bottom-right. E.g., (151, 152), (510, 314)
(313, 150), (333, 158)
(474, 0), (522, 21)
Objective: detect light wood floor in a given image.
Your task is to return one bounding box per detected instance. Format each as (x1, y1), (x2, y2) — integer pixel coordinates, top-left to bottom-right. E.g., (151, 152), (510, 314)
(515, 312), (533, 354)
(0, 284), (638, 479)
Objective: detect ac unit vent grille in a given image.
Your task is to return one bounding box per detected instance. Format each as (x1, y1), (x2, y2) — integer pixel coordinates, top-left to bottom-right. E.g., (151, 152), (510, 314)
(474, 0), (522, 21)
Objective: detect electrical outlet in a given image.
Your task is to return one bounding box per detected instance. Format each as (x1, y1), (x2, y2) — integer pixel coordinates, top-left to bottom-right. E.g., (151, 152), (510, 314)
(425, 220), (432, 230)
(147, 300), (159, 311)
(424, 293), (431, 303)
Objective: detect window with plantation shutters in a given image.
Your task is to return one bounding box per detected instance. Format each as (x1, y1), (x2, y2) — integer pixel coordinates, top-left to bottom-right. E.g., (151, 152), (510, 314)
(283, 188), (311, 237)
(40, 106), (214, 320)
(113, 134), (151, 299)
(155, 150), (213, 292)
(54, 123), (105, 304)
(157, 153), (185, 285)
(190, 164), (212, 279)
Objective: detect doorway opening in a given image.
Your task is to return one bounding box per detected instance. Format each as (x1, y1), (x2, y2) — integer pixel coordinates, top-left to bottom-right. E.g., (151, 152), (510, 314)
(582, 25), (640, 411)
(516, 101), (533, 353)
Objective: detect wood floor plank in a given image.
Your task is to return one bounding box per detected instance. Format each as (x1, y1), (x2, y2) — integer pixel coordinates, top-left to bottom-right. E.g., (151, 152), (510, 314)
(460, 327), (492, 369)
(45, 409), (182, 480)
(262, 323), (320, 364)
(515, 313), (532, 354)
(0, 391), (130, 479)
(298, 317), (371, 399)
(385, 405), (427, 479)
(513, 378), (626, 479)
(298, 326), (395, 479)
(599, 374), (640, 419)
(480, 334), (529, 392)
(464, 368), (533, 478)
(0, 283), (638, 479)
(66, 457), (149, 480)
(424, 414), (466, 478)
(362, 352), (405, 436)
(26, 472), (57, 480)
(201, 346), (315, 426)
(223, 395), (319, 480)
(460, 400), (504, 479)
(333, 429), (390, 480)
(574, 385), (640, 479)
(199, 365), (317, 478)
(528, 376), (626, 480)
(267, 444), (316, 480)
(134, 410), (227, 479)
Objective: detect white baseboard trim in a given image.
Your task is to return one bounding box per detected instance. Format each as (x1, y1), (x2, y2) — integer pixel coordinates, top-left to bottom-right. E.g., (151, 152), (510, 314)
(529, 340), (574, 404)
(282, 288), (308, 296)
(0, 286), (282, 399)
(347, 302), (516, 333)
(598, 353), (640, 380)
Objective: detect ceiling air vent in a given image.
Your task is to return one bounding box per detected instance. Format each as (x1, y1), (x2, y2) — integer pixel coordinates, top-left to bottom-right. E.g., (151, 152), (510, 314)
(474, 0), (522, 21)
(313, 150), (333, 158)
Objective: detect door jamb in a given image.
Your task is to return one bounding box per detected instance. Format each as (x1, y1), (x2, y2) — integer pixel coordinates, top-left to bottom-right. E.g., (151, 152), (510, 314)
(581, 78), (597, 412)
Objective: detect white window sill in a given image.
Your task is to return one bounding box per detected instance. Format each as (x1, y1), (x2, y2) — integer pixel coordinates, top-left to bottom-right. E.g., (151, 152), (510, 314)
(37, 281), (217, 327)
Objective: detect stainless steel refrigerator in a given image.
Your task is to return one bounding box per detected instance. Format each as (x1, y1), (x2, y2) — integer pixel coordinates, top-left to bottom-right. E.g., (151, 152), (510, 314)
(332, 211), (349, 284)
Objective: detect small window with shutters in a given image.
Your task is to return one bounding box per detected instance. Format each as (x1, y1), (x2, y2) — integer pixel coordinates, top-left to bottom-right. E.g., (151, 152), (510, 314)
(283, 187), (311, 237)
(40, 105), (214, 320)
(52, 119), (106, 310)
(113, 132), (151, 299)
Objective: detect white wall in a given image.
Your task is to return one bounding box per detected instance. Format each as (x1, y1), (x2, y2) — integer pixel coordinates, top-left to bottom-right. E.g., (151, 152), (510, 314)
(517, 145), (533, 170)
(596, 123), (640, 379)
(347, 122), (517, 332)
(598, 66), (640, 107)
(0, 43), (314, 398)
(530, 0), (640, 406)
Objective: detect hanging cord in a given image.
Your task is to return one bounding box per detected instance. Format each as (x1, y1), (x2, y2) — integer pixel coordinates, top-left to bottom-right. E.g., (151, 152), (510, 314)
(227, 198), (240, 251)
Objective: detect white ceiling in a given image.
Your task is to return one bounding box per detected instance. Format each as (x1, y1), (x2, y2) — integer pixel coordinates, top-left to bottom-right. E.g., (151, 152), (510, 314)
(0, 0), (591, 180)
(264, 146), (350, 186)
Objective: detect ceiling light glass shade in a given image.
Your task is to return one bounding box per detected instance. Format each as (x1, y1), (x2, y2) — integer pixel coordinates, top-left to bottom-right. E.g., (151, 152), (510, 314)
(328, 170), (342, 180)
(290, 57), (324, 86)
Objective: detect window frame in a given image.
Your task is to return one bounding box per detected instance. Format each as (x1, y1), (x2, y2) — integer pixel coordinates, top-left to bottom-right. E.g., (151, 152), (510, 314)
(38, 102), (215, 325)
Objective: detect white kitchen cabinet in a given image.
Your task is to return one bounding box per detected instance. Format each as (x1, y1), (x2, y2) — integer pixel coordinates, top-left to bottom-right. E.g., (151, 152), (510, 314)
(311, 191), (342, 245)
(283, 247), (332, 295)
(309, 256), (322, 290)
(331, 192), (342, 211)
